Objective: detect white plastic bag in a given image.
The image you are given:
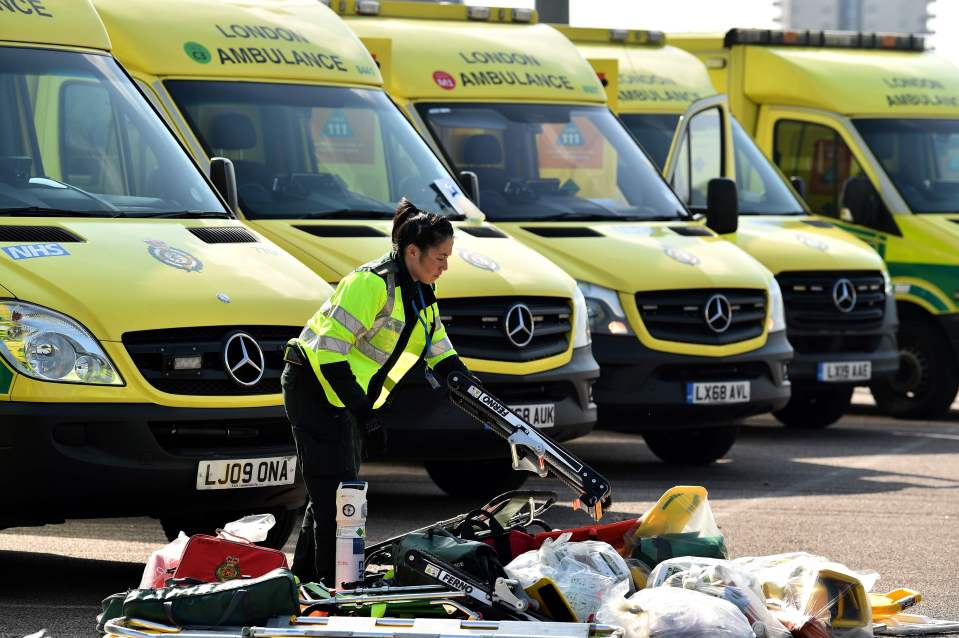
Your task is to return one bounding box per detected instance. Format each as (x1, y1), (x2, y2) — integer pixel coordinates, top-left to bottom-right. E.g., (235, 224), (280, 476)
(598, 587), (754, 638)
(647, 557), (791, 638)
(506, 533), (632, 621)
(139, 531), (189, 588)
(734, 552), (878, 638)
(219, 513), (276, 543)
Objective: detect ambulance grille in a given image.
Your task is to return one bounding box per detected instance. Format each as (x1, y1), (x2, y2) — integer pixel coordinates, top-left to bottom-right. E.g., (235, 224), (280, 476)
(122, 325), (299, 396)
(439, 296), (571, 362)
(777, 271), (886, 353)
(635, 289), (766, 345)
(187, 226), (258, 243)
(457, 225), (508, 238)
(0, 225), (84, 242)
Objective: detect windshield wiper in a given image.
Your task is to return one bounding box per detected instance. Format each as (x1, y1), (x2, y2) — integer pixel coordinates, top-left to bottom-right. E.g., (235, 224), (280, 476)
(296, 209), (395, 220)
(141, 211), (234, 219)
(0, 207), (127, 218)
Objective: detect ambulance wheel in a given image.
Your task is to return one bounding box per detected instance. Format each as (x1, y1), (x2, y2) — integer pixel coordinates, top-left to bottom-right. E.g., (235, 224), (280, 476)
(642, 426), (737, 465)
(159, 506), (300, 550)
(425, 458), (528, 498)
(773, 386), (854, 429)
(871, 317), (959, 420)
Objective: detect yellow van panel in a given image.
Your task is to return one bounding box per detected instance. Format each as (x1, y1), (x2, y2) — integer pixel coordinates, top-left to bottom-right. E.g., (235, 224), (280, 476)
(0, 0), (110, 51)
(742, 47), (959, 117)
(557, 31), (716, 114)
(342, 17), (605, 103)
(0, 220), (327, 343)
(92, 0), (381, 86)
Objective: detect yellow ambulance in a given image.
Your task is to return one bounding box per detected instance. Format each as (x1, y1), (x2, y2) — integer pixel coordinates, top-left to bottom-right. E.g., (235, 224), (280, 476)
(674, 29), (959, 419)
(0, 0), (335, 546)
(94, 0), (600, 495)
(561, 27), (899, 429)
(337, 1), (794, 464)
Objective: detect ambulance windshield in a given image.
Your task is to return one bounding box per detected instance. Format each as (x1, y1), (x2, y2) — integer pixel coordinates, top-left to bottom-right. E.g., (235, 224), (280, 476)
(166, 82), (465, 220)
(855, 118), (959, 214)
(417, 103), (688, 221)
(0, 48), (225, 217)
(620, 113), (679, 170)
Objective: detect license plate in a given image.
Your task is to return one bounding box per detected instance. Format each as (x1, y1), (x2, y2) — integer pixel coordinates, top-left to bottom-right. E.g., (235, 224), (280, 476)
(509, 403), (555, 428)
(196, 456), (297, 491)
(686, 381), (751, 404)
(818, 361), (871, 382)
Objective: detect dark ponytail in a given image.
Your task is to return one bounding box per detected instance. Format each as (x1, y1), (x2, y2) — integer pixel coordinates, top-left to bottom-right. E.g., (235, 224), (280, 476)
(392, 197), (454, 255)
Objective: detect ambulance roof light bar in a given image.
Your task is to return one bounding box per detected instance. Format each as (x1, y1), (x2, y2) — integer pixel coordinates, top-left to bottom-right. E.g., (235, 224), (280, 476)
(557, 26), (664, 47)
(341, 1), (537, 23)
(466, 6), (490, 21)
(356, 0), (380, 15)
(724, 28), (925, 51)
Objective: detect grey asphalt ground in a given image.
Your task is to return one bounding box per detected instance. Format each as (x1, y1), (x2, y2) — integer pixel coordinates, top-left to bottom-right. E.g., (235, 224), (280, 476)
(3, 390), (959, 636)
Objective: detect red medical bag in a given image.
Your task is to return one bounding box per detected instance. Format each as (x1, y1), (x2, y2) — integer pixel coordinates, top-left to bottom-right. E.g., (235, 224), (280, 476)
(173, 534), (288, 584)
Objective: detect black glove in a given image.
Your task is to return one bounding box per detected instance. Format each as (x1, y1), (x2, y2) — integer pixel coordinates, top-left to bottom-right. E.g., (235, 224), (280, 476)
(360, 414), (388, 459)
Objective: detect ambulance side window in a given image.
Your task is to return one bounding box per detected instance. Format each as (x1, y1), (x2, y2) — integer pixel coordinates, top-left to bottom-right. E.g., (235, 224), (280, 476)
(672, 107), (723, 208)
(60, 81), (124, 193)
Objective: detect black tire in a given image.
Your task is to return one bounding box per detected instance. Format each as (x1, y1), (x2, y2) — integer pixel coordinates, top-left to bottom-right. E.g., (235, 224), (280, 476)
(160, 506), (300, 550)
(871, 317), (959, 420)
(424, 458), (528, 498)
(642, 426), (737, 465)
(773, 385), (854, 429)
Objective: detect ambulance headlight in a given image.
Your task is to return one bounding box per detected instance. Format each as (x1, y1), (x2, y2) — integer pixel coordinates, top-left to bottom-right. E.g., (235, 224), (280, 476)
(572, 286), (591, 348)
(577, 281), (634, 337)
(882, 270), (894, 295)
(0, 301), (123, 385)
(767, 278), (787, 333)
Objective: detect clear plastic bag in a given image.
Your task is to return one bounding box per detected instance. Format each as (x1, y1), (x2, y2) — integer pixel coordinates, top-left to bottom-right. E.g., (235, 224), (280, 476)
(219, 513), (276, 543)
(621, 486), (727, 580)
(598, 586), (755, 638)
(733, 552), (878, 638)
(647, 556), (791, 638)
(505, 533), (632, 621)
(139, 531), (189, 589)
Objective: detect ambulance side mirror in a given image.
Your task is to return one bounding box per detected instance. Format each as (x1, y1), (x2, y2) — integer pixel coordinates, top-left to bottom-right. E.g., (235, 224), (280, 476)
(790, 176), (806, 198)
(706, 177), (739, 235)
(210, 157), (238, 214)
(459, 170), (481, 207)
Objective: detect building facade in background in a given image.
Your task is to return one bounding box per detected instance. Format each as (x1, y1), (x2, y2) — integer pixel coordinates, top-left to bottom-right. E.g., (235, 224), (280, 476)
(776, 0), (932, 34)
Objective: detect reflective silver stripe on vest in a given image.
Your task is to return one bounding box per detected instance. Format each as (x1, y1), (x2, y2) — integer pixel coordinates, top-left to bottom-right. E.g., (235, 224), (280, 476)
(369, 272), (397, 334)
(300, 326), (352, 355)
(325, 304), (366, 338)
(429, 336), (454, 358)
(355, 340), (390, 365)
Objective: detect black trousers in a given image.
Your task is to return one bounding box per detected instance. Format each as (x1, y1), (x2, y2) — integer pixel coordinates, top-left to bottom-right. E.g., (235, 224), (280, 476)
(281, 360), (362, 585)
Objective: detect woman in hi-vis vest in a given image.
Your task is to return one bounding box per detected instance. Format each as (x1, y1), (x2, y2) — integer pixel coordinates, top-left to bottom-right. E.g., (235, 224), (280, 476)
(282, 198), (469, 585)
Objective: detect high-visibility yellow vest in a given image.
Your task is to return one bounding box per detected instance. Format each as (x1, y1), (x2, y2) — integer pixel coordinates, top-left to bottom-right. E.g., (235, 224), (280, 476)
(292, 253), (456, 409)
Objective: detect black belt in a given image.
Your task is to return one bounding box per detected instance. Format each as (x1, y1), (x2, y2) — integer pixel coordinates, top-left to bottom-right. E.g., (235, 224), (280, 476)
(284, 344), (306, 366)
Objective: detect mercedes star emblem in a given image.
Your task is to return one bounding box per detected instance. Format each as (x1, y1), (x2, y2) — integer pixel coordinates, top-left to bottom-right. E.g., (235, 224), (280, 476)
(704, 294), (733, 333)
(504, 303), (535, 348)
(222, 332), (266, 387)
(833, 278), (857, 313)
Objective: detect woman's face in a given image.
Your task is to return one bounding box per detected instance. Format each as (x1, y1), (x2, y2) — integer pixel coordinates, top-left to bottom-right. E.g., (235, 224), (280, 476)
(406, 237), (454, 285)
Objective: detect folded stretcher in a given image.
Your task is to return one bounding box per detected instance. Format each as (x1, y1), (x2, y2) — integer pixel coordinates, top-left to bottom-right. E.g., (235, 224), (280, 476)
(447, 373), (612, 521)
(105, 615), (624, 638)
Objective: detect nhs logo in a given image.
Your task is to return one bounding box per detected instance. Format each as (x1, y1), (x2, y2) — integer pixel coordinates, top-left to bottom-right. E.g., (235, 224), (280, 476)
(2, 243), (70, 261)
